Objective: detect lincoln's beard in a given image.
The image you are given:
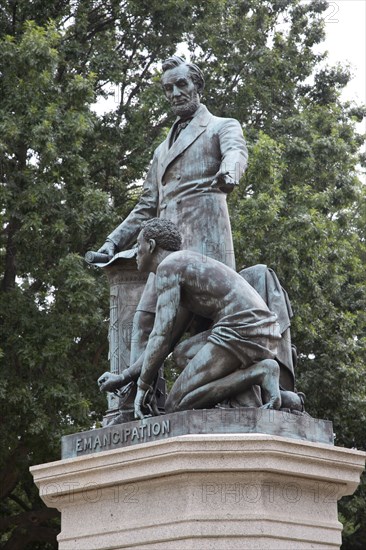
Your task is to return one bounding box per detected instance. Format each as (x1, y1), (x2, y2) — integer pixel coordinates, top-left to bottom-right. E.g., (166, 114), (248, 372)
(171, 93), (200, 118)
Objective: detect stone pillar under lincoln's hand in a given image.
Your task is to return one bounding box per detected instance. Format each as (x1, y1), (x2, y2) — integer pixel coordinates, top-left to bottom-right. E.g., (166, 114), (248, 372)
(100, 253), (148, 424)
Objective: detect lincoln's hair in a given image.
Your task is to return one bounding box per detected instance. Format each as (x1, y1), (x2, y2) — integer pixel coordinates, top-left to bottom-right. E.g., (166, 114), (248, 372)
(142, 218), (182, 251)
(161, 55), (205, 94)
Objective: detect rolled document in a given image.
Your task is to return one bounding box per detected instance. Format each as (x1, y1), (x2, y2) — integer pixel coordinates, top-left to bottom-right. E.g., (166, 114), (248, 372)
(85, 251), (110, 264)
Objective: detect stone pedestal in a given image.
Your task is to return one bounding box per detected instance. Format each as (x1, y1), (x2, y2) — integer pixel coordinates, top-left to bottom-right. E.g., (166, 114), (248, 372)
(31, 433), (365, 550)
(100, 254), (147, 422)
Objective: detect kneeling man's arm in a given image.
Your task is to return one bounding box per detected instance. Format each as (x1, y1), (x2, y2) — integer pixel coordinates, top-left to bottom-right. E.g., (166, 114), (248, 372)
(138, 273), (181, 389)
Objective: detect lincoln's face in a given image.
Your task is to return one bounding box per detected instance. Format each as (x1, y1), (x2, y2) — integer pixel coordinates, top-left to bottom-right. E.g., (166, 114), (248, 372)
(161, 64), (200, 118)
(136, 231), (153, 273)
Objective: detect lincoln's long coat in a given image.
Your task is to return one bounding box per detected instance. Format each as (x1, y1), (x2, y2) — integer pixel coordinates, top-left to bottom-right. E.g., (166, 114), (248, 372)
(107, 104), (248, 270)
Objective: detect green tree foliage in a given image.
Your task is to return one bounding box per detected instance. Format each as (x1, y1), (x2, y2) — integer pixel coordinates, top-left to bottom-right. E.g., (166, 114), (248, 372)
(0, 15), (110, 550)
(1, 1), (365, 548)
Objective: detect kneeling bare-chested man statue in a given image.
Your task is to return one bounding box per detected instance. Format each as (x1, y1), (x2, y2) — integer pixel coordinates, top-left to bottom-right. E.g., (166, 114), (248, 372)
(98, 218), (283, 419)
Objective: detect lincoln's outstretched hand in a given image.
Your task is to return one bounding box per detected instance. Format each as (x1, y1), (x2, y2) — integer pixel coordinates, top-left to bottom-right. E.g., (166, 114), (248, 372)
(211, 170), (237, 193)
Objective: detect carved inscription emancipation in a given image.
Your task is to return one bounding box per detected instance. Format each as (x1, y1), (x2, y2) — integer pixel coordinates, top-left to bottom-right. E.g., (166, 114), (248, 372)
(75, 419), (171, 454)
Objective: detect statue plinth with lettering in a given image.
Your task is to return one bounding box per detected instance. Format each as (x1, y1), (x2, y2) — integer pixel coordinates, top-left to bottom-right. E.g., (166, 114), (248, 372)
(31, 422), (365, 550)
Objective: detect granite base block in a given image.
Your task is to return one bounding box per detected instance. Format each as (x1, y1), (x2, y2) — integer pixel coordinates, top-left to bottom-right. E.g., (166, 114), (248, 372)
(31, 433), (365, 550)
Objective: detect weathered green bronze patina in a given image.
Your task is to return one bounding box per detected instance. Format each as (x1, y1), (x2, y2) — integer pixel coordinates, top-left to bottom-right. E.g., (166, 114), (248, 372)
(97, 219), (304, 421)
(96, 56), (248, 377)
(90, 56), (303, 425)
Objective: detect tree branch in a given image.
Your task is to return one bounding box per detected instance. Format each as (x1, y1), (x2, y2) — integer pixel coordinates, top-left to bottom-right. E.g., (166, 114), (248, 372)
(0, 507), (59, 531)
(1, 216), (20, 291)
(2, 518), (59, 550)
(8, 494), (32, 512)
(0, 444), (26, 500)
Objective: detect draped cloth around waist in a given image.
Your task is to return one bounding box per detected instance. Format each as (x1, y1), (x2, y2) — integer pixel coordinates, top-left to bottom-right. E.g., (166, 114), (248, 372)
(208, 309), (281, 366)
